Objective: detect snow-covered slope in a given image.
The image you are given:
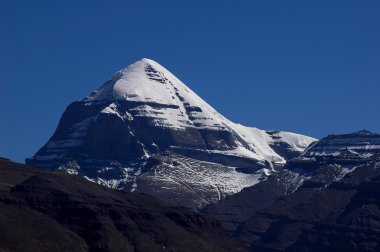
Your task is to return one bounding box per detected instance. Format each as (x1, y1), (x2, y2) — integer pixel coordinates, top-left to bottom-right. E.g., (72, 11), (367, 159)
(82, 58), (314, 163)
(84, 58), (227, 130)
(26, 58), (316, 208)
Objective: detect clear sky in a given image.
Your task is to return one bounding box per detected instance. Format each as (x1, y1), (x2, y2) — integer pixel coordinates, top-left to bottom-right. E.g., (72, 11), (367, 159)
(1, 1), (379, 163)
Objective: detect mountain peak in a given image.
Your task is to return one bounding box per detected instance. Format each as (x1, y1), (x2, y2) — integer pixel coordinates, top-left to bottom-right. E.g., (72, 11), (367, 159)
(83, 58), (180, 103)
(120, 58), (162, 73)
(136, 57), (159, 64)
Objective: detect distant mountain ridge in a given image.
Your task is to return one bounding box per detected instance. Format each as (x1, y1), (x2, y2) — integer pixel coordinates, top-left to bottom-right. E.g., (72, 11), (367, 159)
(204, 130), (380, 251)
(300, 129), (380, 157)
(26, 58), (315, 208)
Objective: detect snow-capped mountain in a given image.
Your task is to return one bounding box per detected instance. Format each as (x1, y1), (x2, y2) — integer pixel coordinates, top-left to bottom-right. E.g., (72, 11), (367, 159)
(26, 58), (315, 208)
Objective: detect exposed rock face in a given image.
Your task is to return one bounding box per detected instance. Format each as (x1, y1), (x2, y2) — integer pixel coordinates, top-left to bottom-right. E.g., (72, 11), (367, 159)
(0, 158), (246, 252)
(204, 130), (380, 251)
(26, 58), (315, 208)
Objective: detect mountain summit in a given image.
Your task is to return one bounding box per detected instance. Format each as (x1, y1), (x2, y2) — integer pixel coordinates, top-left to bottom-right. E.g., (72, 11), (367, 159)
(27, 58), (316, 208)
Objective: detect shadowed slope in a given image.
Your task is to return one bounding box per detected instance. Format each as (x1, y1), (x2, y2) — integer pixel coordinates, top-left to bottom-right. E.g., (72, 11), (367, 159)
(0, 158), (245, 252)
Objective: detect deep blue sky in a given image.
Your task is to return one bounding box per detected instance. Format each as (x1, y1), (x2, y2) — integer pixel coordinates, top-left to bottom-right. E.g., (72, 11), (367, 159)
(1, 1), (379, 162)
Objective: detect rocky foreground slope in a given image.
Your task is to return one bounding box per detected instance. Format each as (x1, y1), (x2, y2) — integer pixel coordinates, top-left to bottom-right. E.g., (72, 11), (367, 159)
(26, 58), (315, 208)
(0, 158), (245, 252)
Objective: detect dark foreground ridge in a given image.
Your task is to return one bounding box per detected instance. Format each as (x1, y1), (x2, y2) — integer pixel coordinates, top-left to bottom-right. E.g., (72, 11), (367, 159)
(0, 158), (245, 252)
